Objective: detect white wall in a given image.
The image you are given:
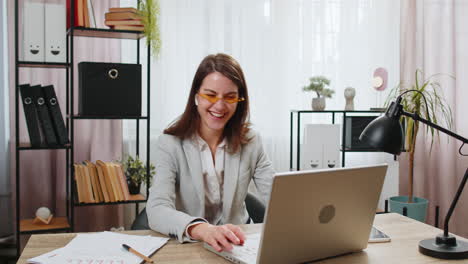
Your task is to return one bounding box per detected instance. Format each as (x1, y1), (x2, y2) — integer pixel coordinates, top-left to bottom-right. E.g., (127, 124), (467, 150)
(120, 0), (399, 212)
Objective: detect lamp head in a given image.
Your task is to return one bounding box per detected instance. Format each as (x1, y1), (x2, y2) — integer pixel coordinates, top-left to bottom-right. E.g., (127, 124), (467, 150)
(359, 99), (405, 155)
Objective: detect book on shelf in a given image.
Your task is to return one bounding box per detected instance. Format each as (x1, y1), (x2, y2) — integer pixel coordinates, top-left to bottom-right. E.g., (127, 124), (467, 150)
(109, 7), (138, 13)
(107, 162), (122, 201)
(67, 0), (96, 28)
(83, 0), (90, 28)
(114, 163), (131, 201)
(81, 163), (96, 203)
(96, 160), (116, 202)
(105, 6), (143, 31)
(95, 163), (110, 202)
(74, 164), (84, 203)
(85, 161), (104, 202)
(104, 19), (143, 26)
(74, 161), (134, 204)
(77, 0), (84, 26)
(111, 25), (144, 32)
(105, 11), (141, 21)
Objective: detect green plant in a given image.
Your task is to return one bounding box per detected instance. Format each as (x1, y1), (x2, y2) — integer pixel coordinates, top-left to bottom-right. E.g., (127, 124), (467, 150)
(122, 155), (156, 186)
(138, 0), (161, 57)
(385, 69), (453, 203)
(302, 76), (335, 98)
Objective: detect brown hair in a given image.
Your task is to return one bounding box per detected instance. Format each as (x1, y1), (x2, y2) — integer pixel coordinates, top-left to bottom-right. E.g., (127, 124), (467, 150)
(164, 53), (251, 153)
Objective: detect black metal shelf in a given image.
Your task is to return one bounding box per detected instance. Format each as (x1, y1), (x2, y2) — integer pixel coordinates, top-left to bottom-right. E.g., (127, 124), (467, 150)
(290, 109), (386, 170)
(14, 1), (151, 256)
(14, 0), (73, 256)
(74, 199), (148, 207)
(18, 143), (71, 150)
(18, 61), (70, 68)
(291, 110), (384, 114)
(69, 115), (148, 120)
(67, 1), (152, 235)
(19, 227), (72, 235)
(19, 217), (71, 235)
(68, 27), (145, 40)
(341, 149), (381, 152)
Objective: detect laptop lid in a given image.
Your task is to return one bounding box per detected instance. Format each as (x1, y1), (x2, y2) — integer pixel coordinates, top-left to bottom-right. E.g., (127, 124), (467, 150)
(257, 164), (388, 264)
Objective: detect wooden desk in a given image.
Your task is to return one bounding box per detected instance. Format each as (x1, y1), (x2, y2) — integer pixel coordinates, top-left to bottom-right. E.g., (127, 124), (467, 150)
(18, 213), (468, 263)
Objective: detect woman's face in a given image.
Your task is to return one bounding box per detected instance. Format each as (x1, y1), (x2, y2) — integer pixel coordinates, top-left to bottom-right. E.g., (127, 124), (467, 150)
(196, 72), (240, 136)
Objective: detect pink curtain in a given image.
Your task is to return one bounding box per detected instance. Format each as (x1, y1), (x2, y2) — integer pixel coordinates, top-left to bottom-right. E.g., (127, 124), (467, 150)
(8, 0), (125, 244)
(400, 0), (468, 237)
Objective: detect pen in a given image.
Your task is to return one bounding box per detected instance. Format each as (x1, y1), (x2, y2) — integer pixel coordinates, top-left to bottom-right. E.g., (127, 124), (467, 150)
(122, 244), (154, 263)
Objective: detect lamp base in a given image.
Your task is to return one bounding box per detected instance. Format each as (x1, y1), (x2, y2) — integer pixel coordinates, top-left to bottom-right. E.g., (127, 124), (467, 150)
(419, 234), (468, 259)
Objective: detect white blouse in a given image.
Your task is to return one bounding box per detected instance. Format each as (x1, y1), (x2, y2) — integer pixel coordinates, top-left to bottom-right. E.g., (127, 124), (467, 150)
(195, 135), (226, 224)
(184, 136), (226, 240)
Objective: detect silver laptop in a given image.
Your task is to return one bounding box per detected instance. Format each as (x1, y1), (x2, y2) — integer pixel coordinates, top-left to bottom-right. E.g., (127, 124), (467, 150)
(204, 164), (388, 264)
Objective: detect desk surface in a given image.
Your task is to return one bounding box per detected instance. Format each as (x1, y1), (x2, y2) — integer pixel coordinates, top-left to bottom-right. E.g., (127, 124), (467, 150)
(18, 213), (468, 263)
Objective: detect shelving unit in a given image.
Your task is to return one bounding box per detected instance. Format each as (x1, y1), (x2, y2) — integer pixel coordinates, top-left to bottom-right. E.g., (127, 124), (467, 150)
(67, 0), (151, 231)
(17, 61), (70, 68)
(14, 0), (72, 256)
(289, 110), (384, 171)
(13, 0), (151, 256)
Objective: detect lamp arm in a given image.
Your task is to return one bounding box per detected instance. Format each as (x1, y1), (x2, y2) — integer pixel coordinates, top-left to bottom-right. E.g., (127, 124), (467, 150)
(400, 109), (468, 237)
(400, 110), (468, 144)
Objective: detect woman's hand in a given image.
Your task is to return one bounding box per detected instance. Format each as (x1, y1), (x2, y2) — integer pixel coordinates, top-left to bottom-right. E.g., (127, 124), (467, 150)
(188, 223), (246, 252)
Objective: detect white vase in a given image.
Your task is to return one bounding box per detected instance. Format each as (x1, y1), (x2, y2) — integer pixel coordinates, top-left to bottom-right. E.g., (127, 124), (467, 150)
(344, 87), (356, 110)
(312, 97), (326, 110)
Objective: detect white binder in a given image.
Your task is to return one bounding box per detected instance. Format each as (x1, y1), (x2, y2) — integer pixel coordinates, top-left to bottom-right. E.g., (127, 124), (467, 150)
(301, 124), (341, 170)
(300, 143), (323, 170)
(322, 124), (341, 168)
(23, 1), (45, 62)
(45, 3), (66, 62)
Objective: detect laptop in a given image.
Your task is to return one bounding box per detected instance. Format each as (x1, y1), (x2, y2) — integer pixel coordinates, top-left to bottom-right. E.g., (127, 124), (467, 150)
(204, 164), (388, 264)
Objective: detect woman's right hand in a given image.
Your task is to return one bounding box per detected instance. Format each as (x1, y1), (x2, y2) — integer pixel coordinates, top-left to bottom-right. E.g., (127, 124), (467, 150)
(188, 223), (246, 252)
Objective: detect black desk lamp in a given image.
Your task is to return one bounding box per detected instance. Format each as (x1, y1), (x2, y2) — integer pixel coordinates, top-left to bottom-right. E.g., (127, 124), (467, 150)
(359, 91), (468, 259)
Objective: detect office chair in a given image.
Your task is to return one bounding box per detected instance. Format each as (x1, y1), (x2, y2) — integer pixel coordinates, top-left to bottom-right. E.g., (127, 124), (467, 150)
(131, 192), (266, 230)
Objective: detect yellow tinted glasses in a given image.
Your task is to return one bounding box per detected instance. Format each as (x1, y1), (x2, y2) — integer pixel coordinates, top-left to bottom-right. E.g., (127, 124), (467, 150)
(198, 93), (245, 104)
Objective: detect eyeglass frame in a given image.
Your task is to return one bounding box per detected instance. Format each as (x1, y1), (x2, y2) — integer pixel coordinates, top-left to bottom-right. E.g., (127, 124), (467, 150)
(197, 92), (245, 104)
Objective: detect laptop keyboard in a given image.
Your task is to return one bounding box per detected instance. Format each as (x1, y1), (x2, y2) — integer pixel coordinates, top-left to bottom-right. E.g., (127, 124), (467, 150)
(228, 233), (261, 264)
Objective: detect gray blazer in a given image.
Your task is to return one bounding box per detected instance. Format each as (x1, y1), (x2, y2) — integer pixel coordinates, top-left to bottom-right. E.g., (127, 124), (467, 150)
(146, 132), (274, 243)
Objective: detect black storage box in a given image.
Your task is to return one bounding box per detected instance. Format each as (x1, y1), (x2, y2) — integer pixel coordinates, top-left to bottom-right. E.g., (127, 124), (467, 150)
(344, 116), (378, 150)
(78, 62), (141, 116)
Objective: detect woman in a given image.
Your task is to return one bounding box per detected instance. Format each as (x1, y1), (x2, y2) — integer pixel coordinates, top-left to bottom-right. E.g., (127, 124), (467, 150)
(147, 53), (274, 252)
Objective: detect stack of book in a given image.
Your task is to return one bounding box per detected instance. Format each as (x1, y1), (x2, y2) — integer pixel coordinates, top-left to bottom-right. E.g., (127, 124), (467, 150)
(104, 7), (144, 31)
(67, 0), (97, 28)
(74, 161), (136, 204)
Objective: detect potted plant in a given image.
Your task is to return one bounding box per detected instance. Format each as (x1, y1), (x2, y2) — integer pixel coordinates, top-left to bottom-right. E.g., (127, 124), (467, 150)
(385, 69), (453, 222)
(302, 76), (335, 110)
(122, 155), (156, 195)
(138, 0), (162, 56)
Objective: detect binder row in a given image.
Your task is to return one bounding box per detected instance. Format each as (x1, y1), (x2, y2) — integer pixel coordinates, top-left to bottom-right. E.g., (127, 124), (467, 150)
(19, 84), (69, 147)
(73, 161), (133, 204)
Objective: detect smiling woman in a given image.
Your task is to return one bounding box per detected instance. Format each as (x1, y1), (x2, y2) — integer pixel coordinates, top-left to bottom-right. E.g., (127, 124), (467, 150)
(164, 53), (252, 154)
(196, 72), (243, 149)
(146, 53), (275, 253)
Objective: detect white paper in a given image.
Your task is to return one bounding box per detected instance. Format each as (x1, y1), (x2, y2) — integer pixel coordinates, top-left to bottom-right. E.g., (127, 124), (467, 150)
(28, 232), (169, 264)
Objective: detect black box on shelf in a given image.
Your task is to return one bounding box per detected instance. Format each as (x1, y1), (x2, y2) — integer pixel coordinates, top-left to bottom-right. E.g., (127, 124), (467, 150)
(344, 116), (378, 150)
(78, 62), (141, 116)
